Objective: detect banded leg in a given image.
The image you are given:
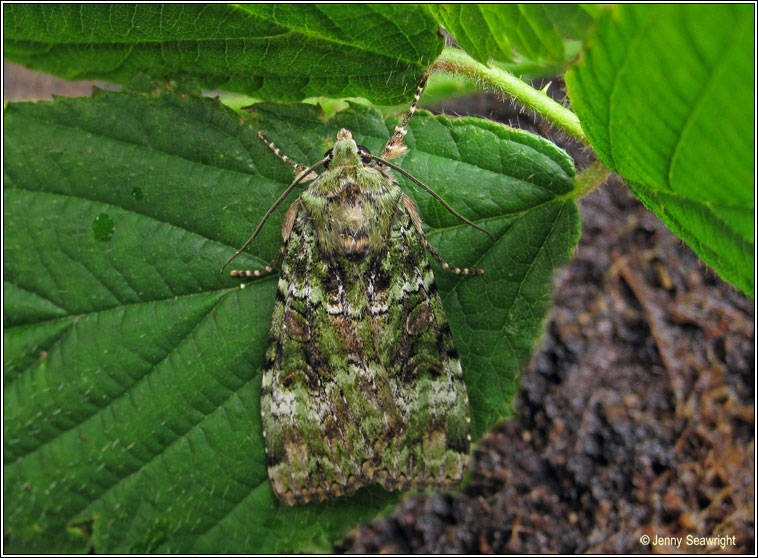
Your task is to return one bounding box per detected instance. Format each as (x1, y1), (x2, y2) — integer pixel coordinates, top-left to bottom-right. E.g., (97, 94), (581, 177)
(401, 193), (485, 275)
(380, 73), (429, 161)
(230, 245), (285, 278)
(258, 132), (319, 181)
(423, 239), (484, 276)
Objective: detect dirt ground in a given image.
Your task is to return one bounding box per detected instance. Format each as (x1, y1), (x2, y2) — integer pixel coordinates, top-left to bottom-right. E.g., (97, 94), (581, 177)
(5, 64), (754, 554)
(339, 88), (755, 553)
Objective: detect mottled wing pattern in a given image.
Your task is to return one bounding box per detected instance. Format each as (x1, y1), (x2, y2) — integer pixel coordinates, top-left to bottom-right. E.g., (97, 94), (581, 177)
(368, 208), (470, 492)
(262, 206), (389, 505)
(262, 203), (470, 505)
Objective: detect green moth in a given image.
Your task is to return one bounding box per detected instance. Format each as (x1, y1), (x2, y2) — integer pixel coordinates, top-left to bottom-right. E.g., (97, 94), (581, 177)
(223, 75), (490, 505)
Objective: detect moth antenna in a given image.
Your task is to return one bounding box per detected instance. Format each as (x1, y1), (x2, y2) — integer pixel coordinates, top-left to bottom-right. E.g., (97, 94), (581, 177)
(368, 154), (494, 240)
(380, 73), (429, 160)
(221, 155), (330, 273)
(258, 132), (319, 181)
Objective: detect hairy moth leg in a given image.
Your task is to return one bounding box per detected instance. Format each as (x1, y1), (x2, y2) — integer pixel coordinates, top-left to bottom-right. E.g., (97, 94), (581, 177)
(423, 240), (484, 276)
(402, 194), (484, 276)
(230, 201), (301, 278)
(258, 132), (319, 181)
(380, 72), (430, 161)
(230, 245), (285, 278)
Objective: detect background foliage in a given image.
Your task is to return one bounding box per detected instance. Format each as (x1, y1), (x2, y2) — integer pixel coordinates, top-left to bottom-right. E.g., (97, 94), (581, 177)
(4, 4), (441, 103)
(566, 4), (754, 297)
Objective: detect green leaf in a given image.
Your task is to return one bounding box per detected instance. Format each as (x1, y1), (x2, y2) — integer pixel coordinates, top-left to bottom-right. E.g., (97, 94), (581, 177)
(566, 4), (754, 297)
(4, 89), (578, 552)
(430, 4), (596, 65)
(3, 4), (442, 104)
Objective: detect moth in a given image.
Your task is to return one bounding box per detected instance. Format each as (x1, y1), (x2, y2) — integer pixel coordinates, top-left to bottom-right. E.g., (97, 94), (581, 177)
(223, 74), (491, 505)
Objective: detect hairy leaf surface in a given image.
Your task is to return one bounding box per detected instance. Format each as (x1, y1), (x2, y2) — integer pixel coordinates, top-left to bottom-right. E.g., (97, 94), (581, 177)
(431, 4), (597, 65)
(3, 4), (442, 104)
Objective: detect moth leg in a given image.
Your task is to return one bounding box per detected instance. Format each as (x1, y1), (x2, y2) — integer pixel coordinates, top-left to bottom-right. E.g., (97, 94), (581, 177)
(230, 201), (301, 278)
(402, 194), (484, 276)
(380, 73), (429, 161)
(230, 246), (284, 278)
(423, 240), (484, 276)
(258, 131), (319, 181)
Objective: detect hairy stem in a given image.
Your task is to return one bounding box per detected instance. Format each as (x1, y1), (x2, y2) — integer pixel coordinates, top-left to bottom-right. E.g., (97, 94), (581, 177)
(573, 159), (615, 198)
(432, 47), (588, 144)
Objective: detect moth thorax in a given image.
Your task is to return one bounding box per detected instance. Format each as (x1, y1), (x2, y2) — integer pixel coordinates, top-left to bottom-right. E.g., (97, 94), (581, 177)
(338, 230), (371, 258)
(306, 153), (400, 259)
(327, 203), (385, 258)
(312, 195), (391, 259)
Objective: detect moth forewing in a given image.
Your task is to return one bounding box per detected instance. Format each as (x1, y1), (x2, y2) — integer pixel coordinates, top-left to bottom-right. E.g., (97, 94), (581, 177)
(228, 76), (485, 505)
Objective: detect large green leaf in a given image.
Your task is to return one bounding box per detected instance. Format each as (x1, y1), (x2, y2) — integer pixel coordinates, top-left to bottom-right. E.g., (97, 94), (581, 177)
(4, 88), (578, 552)
(3, 3), (442, 104)
(430, 4), (597, 65)
(566, 4), (754, 297)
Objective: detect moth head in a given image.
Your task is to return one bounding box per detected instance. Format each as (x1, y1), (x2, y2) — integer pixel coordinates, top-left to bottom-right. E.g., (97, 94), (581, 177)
(323, 128), (372, 169)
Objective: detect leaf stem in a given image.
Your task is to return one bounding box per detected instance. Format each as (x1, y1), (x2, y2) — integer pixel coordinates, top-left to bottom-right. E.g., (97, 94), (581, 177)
(432, 47), (588, 144)
(573, 159), (614, 198)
